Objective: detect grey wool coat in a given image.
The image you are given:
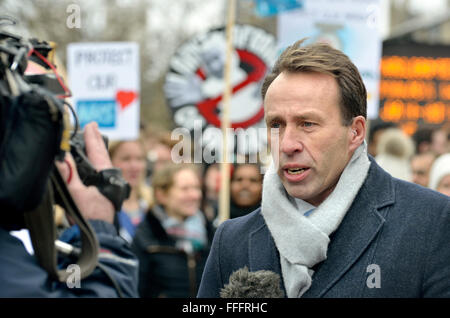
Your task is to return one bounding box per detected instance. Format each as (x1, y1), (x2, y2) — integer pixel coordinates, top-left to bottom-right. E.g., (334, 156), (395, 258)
(197, 158), (450, 298)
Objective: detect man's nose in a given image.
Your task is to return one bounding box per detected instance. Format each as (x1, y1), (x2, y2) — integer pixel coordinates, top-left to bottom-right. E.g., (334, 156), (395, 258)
(280, 126), (304, 155)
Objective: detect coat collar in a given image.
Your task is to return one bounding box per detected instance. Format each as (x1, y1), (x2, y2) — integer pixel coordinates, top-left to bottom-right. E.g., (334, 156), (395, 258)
(248, 215), (285, 294)
(248, 157), (394, 298)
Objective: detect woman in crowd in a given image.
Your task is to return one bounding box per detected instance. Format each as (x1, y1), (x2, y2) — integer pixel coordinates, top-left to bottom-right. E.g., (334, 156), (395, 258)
(131, 163), (210, 298)
(109, 140), (152, 242)
(230, 163), (263, 219)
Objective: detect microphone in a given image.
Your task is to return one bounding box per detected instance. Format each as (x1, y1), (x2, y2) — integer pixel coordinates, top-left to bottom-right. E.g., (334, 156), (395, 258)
(220, 266), (285, 298)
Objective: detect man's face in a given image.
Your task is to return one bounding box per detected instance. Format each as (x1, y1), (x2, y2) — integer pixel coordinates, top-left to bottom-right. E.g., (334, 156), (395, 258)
(411, 153), (435, 187)
(264, 71), (355, 206)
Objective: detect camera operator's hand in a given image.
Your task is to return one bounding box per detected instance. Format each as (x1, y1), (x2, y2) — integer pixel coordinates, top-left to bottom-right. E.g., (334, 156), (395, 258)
(55, 122), (114, 224)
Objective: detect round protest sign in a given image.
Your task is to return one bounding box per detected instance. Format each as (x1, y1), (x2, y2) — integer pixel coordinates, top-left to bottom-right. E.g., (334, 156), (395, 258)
(164, 25), (277, 157)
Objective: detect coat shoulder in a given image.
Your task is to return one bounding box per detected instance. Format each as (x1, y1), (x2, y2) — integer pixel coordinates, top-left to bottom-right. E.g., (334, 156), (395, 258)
(364, 157), (450, 216)
(391, 177), (450, 213)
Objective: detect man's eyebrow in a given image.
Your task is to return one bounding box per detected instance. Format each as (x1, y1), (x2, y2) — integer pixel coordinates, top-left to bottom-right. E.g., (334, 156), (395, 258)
(265, 111), (325, 122)
(295, 112), (325, 121)
(264, 114), (283, 122)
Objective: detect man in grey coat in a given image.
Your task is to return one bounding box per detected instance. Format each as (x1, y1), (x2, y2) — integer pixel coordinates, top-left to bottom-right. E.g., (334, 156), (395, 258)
(197, 39), (450, 298)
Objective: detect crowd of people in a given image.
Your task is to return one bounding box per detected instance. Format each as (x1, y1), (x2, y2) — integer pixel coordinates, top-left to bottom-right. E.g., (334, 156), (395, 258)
(369, 120), (450, 196)
(99, 114), (450, 298)
(2, 35), (450, 298)
(104, 124), (267, 297)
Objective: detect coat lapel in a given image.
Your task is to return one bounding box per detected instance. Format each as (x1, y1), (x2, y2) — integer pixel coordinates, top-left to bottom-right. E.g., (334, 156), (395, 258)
(248, 212), (286, 294)
(302, 158), (394, 298)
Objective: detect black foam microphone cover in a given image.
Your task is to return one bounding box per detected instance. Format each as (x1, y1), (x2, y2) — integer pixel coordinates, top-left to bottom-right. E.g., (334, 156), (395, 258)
(220, 266), (285, 298)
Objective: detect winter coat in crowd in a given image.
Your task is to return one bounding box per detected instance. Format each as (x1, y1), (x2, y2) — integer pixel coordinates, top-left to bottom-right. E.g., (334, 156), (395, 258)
(131, 207), (211, 298)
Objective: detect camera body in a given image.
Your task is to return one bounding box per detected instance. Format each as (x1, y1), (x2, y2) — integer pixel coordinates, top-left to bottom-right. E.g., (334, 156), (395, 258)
(70, 132), (131, 212)
(70, 131), (109, 183)
(0, 21), (134, 288)
(0, 28), (129, 227)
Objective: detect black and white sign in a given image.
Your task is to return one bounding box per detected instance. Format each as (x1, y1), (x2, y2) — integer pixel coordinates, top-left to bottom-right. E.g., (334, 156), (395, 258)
(164, 25), (277, 156)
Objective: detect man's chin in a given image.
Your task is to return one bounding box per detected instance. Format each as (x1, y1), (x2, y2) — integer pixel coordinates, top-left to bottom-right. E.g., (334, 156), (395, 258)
(284, 183), (335, 207)
(283, 185), (311, 202)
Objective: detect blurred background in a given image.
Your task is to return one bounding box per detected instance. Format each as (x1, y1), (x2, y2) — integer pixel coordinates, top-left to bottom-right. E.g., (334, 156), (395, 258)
(1, 0), (450, 199)
(1, 0), (448, 132)
(2, 1), (449, 297)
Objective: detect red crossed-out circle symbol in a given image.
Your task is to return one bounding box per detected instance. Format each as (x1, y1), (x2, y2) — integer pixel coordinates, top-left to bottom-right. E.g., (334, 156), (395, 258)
(196, 49), (266, 129)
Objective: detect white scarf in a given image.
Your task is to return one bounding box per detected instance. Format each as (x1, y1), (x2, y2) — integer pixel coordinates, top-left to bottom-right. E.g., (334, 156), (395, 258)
(261, 142), (371, 298)
(152, 205), (208, 252)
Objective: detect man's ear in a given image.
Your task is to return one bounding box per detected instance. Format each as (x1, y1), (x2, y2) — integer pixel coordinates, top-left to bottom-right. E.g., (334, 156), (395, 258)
(349, 116), (366, 152)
